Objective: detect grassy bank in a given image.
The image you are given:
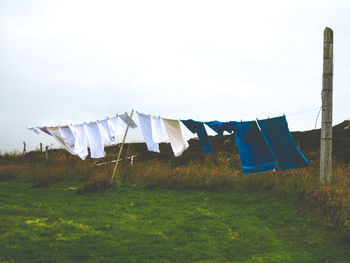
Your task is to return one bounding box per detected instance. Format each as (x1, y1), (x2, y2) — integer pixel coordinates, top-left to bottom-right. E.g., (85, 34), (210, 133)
(1, 178), (350, 262)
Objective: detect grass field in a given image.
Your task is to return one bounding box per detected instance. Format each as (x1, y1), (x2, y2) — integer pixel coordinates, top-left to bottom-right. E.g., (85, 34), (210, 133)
(1, 176), (350, 262)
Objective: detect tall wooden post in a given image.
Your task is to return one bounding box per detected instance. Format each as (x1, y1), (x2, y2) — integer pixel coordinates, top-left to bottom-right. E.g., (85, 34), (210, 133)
(320, 27), (333, 186)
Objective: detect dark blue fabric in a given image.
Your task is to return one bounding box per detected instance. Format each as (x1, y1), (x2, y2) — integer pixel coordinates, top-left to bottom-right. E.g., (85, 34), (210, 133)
(233, 121), (276, 174)
(205, 121), (235, 137)
(181, 119), (213, 153)
(256, 116), (310, 169)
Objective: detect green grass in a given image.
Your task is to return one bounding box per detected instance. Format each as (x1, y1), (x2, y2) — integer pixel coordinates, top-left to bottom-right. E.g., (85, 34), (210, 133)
(1, 178), (350, 263)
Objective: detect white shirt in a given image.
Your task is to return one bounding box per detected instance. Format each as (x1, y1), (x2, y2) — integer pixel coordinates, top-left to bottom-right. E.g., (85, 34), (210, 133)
(84, 122), (106, 159)
(161, 118), (189, 157)
(137, 112), (160, 153)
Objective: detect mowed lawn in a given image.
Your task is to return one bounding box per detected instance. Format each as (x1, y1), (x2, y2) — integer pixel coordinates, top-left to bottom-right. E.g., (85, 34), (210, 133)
(1, 178), (350, 263)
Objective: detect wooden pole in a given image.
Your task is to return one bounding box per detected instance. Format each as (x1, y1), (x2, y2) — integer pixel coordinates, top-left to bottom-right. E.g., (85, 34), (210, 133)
(320, 27), (333, 186)
(40, 143), (43, 153)
(111, 109), (134, 183)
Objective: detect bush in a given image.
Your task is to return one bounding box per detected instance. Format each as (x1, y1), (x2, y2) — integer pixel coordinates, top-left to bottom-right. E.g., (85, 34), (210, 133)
(77, 171), (114, 194)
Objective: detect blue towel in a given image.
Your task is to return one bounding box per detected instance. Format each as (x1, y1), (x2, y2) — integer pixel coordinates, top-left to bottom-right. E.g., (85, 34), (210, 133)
(233, 121), (276, 174)
(181, 119), (213, 153)
(256, 116), (310, 169)
(205, 121), (235, 137)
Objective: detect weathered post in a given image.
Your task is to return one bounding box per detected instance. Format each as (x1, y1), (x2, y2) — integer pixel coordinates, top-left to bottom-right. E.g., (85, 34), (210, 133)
(45, 146), (49, 160)
(23, 141), (26, 155)
(40, 143), (43, 153)
(320, 27), (333, 186)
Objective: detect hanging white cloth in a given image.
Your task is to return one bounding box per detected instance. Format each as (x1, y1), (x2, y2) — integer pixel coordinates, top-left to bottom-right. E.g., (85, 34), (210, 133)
(107, 116), (119, 142)
(59, 126), (75, 148)
(69, 124), (88, 160)
(47, 127), (75, 155)
(161, 117), (189, 157)
(38, 126), (52, 135)
(84, 122), (106, 158)
(119, 113), (138, 128)
(26, 126), (40, 134)
(137, 112), (160, 153)
(97, 119), (113, 146)
(151, 116), (162, 143)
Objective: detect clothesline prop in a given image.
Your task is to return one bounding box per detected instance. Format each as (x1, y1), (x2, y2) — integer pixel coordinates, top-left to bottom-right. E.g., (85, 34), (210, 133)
(111, 109), (134, 183)
(27, 110), (310, 175)
(96, 155), (137, 167)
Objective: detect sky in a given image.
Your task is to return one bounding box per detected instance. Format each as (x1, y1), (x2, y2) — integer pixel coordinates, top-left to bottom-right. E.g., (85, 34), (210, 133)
(1, 0), (350, 153)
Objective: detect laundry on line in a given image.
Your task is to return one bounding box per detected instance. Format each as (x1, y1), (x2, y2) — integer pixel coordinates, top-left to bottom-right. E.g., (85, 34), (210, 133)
(27, 111), (309, 174)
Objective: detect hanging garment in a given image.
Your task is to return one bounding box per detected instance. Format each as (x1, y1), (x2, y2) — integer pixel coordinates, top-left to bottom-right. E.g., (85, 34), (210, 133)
(182, 119), (213, 154)
(151, 116), (162, 143)
(26, 126), (40, 135)
(84, 122), (106, 158)
(69, 124), (88, 160)
(256, 116), (310, 169)
(137, 112), (160, 153)
(119, 113), (138, 128)
(107, 116), (119, 142)
(161, 117), (189, 157)
(38, 126), (52, 135)
(205, 121), (236, 138)
(59, 126), (75, 148)
(97, 119), (113, 146)
(47, 127), (75, 155)
(233, 121), (276, 174)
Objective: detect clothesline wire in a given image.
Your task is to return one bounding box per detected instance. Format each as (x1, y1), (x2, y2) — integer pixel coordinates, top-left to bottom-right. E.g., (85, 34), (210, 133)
(284, 107), (321, 117)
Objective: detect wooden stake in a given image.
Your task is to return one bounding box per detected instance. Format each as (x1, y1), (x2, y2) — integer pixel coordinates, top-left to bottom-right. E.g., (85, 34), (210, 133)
(23, 141), (26, 155)
(320, 27), (333, 186)
(45, 146), (49, 160)
(111, 109), (134, 183)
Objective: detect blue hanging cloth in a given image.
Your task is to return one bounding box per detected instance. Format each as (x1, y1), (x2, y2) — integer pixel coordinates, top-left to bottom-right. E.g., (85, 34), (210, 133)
(181, 119), (213, 153)
(256, 115), (310, 169)
(205, 121), (235, 137)
(233, 121), (276, 174)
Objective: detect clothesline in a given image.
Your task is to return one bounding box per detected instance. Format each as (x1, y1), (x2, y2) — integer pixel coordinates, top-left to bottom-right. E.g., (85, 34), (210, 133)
(27, 110), (310, 174)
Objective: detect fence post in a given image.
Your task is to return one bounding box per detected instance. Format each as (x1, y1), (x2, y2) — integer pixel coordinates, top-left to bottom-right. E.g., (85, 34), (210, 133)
(23, 141), (26, 155)
(320, 27), (333, 186)
(45, 146), (49, 160)
(40, 143), (43, 152)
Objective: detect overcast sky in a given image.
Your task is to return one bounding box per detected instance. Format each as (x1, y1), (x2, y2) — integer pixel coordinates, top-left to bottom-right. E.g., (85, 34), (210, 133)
(1, 0), (349, 152)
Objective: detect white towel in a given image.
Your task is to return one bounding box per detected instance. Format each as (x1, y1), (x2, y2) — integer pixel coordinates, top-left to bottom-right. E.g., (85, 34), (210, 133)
(107, 116), (119, 142)
(69, 124), (88, 160)
(97, 119), (113, 146)
(137, 112), (160, 153)
(161, 118), (189, 157)
(47, 127), (75, 155)
(119, 113), (138, 128)
(151, 116), (162, 143)
(59, 126), (75, 148)
(84, 122), (106, 158)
